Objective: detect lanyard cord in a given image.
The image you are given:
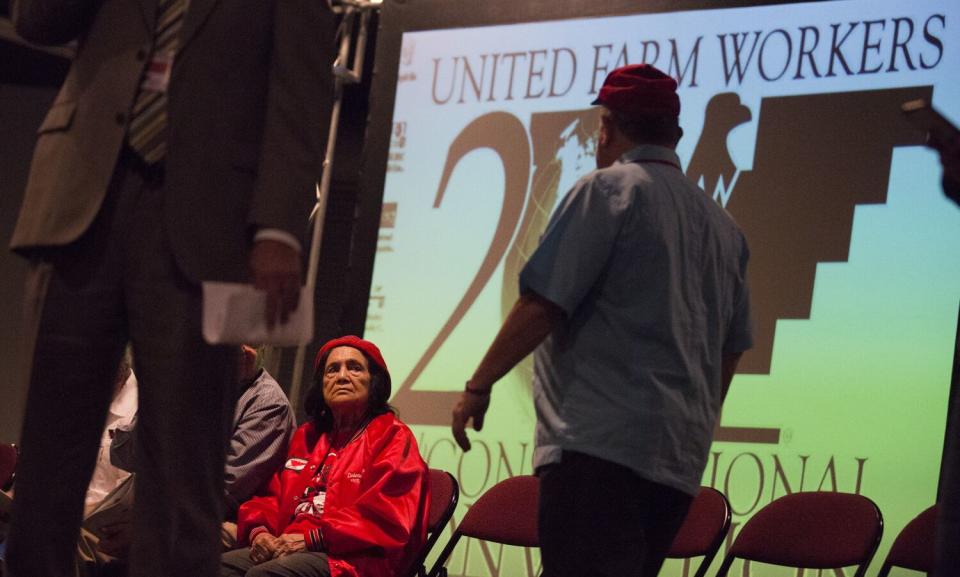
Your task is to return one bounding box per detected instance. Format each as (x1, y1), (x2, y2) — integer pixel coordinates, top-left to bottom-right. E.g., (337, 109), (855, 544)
(314, 415), (371, 487)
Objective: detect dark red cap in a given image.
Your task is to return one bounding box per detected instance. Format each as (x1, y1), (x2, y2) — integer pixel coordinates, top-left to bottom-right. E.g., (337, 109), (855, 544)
(591, 64), (680, 118)
(314, 335), (389, 378)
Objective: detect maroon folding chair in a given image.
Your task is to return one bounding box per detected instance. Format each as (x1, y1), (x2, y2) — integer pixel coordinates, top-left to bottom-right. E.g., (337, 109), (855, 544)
(666, 486), (731, 577)
(0, 443), (17, 492)
(715, 491), (883, 577)
(877, 504), (937, 577)
(427, 475), (539, 577)
(406, 469), (459, 577)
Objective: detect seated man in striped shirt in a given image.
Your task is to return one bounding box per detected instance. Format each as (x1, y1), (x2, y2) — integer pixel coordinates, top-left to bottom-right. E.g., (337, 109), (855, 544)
(97, 345), (295, 563)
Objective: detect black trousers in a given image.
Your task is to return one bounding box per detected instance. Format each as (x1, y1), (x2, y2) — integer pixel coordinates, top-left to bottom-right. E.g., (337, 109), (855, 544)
(538, 451), (693, 577)
(5, 154), (237, 577)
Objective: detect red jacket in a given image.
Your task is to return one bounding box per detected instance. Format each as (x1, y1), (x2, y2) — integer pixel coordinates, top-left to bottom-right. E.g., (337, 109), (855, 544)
(237, 413), (430, 577)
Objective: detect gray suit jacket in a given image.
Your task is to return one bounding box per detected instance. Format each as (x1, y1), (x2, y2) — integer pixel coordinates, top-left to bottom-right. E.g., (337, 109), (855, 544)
(10, 0), (333, 282)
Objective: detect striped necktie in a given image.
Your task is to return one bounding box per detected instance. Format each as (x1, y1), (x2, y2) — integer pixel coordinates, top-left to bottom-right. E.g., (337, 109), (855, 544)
(127, 0), (190, 165)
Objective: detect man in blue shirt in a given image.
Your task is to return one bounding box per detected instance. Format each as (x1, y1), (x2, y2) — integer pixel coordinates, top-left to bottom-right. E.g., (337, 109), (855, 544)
(452, 64), (753, 577)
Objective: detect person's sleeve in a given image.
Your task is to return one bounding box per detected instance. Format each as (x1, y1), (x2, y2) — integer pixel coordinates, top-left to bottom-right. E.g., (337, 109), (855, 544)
(247, 0), (334, 244)
(236, 424), (311, 545)
(11, 0), (100, 45)
(519, 174), (630, 316)
(253, 229), (302, 253)
(306, 426), (428, 555)
(236, 467), (284, 546)
(723, 235), (754, 355)
(223, 387), (296, 518)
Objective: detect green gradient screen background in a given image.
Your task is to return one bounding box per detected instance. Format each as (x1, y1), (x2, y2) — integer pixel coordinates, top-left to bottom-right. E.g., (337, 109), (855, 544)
(364, 1), (960, 575)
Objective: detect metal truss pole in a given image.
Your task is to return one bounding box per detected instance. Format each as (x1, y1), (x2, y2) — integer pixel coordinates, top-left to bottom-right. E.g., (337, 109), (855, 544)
(288, 0), (378, 413)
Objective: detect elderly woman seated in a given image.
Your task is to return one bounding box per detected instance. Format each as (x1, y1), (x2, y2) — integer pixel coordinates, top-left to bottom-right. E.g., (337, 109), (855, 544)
(221, 336), (430, 577)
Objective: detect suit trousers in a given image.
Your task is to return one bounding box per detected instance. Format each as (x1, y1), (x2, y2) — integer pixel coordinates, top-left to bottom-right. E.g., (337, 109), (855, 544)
(537, 451), (693, 577)
(5, 152), (237, 577)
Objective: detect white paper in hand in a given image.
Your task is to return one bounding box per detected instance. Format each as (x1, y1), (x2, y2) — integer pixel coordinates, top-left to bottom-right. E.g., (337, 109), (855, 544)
(202, 282), (313, 346)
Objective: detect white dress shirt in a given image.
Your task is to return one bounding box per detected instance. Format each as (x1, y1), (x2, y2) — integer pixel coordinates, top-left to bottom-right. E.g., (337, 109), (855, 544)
(84, 372), (138, 514)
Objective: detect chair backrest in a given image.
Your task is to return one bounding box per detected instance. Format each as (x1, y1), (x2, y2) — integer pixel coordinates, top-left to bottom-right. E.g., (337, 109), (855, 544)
(427, 469), (460, 534)
(406, 469), (460, 577)
(0, 444), (17, 491)
(667, 486), (731, 577)
(715, 491), (883, 577)
(877, 504), (937, 577)
(428, 475), (539, 577)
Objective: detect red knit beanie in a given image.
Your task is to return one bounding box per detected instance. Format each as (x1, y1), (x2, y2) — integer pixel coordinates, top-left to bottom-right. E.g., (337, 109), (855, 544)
(314, 335), (389, 379)
(591, 64), (680, 118)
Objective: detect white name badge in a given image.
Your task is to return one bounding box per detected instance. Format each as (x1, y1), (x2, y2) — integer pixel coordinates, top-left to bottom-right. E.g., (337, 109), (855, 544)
(142, 50), (174, 93)
(285, 458), (308, 471)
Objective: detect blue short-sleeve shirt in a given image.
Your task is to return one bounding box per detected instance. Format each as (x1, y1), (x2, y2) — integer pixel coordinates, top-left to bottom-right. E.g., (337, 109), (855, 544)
(520, 144), (752, 495)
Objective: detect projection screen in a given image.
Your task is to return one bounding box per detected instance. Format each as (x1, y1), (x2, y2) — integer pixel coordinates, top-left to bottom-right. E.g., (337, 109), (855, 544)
(359, 1), (960, 574)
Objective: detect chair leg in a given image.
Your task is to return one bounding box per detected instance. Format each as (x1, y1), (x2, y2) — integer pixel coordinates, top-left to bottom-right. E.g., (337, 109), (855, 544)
(714, 554), (736, 577)
(693, 547), (723, 577)
(426, 532), (464, 577)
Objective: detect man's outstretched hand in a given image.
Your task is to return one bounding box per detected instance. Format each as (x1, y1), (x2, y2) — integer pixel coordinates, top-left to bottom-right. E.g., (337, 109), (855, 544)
(451, 389), (491, 452)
